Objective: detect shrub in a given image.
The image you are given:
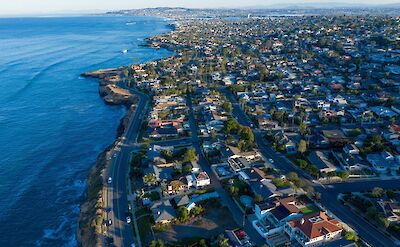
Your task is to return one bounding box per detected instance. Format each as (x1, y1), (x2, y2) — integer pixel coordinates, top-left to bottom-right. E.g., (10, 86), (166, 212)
(372, 187), (384, 198)
(297, 159), (308, 169)
(344, 231), (358, 242)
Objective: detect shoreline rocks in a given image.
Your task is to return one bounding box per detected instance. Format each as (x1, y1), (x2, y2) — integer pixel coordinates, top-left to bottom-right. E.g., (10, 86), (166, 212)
(82, 68), (136, 106)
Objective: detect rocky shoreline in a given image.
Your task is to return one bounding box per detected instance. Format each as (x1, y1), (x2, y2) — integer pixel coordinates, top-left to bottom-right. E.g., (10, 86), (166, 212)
(76, 19), (175, 247)
(77, 68), (138, 247)
(81, 68), (136, 106)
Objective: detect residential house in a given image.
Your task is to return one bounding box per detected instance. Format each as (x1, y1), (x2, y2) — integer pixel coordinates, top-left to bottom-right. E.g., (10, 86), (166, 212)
(308, 151), (337, 174)
(186, 171), (211, 188)
(174, 195), (190, 207)
(149, 126), (179, 138)
(240, 168), (295, 201)
(343, 144), (360, 155)
(367, 151), (400, 173)
(284, 211), (343, 247)
(151, 199), (177, 224)
(253, 197), (303, 240)
(378, 200), (400, 224)
(228, 151), (264, 172)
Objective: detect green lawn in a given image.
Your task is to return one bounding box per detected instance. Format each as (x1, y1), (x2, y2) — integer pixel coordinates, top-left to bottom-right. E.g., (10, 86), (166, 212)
(137, 213), (153, 245)
(134, 207), (154, 245)
(300, 205), (319, 215)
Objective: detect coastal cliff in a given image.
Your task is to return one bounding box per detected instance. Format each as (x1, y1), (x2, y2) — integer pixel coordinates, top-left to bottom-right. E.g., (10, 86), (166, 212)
(77, 68), (138, 247)
(82, 68), (136, 106)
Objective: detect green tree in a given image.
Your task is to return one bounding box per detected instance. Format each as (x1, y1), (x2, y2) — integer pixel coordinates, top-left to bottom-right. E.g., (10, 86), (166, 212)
(177, 206), (189, 222)
(299, 122), (307, 135)
(183, 163), (193, 174)
(314, 192), (321, 201)
(160, 149), (173, 160)
(144, 173), (157, 184)
(372, 187), (384, 198)
(237, 139), (247, 152)
(183, 148), (197, 163)
(253, 194), (263, 204)
(378, 216), (390, 228)
(286, 172), (299, 181)
(222, 101), (233, 113)
(223, 119), (240, 134)
(298, 139), (307, 154)
(149, 239), (165, 247)
(239, 126), (254, 142)
(344, 231), (358, 242)
(191, 205), (204, 216)
(297, 159), (308, 169)
(199, 239), (208, 247)
(211, 129), (217, 139)
(338, 170), (349, 179)
(217, 234), (231, 247)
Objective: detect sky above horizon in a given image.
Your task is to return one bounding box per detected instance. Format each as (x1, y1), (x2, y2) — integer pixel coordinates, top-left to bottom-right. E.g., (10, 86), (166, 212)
(0, 0), (399, 16)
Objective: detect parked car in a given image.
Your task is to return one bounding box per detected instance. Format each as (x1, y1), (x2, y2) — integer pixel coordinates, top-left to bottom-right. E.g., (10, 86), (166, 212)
(108, 177), (112, 184)
(126, 216), (131, 224)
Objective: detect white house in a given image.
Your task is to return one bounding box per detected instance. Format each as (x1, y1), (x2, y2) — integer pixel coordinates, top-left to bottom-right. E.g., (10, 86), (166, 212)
(186, 172), (211, 188)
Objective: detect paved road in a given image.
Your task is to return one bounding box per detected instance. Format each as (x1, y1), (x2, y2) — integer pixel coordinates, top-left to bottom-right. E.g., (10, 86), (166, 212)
(318, 180), (400, 247)
(221, 87), (400, 247)
(186, 89), (265, 246)
(105, 89), (149, 247)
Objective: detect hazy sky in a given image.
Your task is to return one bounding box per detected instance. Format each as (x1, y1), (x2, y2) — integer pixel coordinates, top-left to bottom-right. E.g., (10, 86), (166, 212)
(0, 0), (399, 16)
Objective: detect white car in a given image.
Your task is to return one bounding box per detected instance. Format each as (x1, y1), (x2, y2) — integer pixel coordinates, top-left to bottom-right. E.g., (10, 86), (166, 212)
(268, 158), (274, 164)
(108, 177), (112, 184)
(126, 216), (131, 224)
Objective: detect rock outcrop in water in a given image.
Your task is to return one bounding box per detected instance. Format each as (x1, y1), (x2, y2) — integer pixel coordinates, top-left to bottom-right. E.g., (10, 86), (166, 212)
(82, 68), (136, 106)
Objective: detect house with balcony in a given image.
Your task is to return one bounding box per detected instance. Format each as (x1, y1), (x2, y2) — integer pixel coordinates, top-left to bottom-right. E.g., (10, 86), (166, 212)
(284, 211), (343, 247)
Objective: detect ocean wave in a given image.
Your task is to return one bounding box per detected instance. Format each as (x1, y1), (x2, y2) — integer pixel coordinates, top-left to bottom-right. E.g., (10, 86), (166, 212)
(35, 213), (78, 247)
(0, 45), (75, 70)
(5, 48), (106, 102)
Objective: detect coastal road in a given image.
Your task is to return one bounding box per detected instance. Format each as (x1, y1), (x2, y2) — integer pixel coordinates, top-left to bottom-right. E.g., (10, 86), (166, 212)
(186, 89), (265, 246)
(105, 89), (149, 247)
(222, 87), (400, 247)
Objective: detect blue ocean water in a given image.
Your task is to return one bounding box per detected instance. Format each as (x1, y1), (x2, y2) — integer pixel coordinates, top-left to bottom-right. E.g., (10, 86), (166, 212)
(0, 16), (171, 246)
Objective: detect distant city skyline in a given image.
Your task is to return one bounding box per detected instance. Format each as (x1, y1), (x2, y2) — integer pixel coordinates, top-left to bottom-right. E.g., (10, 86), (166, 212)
(1, 0), (399, 16)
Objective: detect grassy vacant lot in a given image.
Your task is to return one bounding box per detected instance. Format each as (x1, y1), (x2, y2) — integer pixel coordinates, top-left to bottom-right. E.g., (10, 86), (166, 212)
(155, 205), (238, 244)
(300, 205), (319, 215)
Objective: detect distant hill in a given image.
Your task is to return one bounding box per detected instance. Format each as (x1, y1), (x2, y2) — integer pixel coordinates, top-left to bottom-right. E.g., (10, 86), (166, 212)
(256, 2), (400, 9)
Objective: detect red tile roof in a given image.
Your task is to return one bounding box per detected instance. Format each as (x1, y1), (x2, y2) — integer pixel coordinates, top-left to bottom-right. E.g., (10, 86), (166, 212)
(288, 211), (342, 239)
